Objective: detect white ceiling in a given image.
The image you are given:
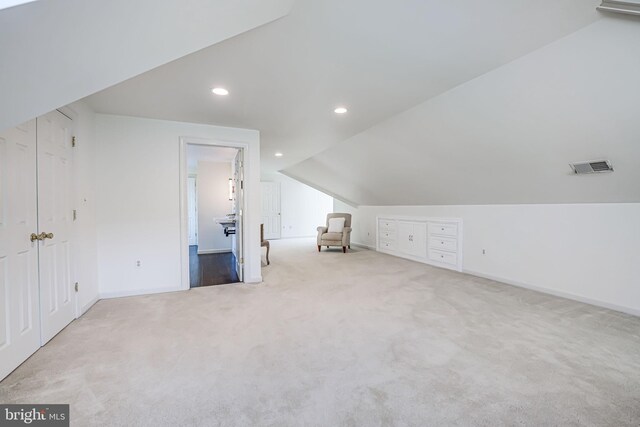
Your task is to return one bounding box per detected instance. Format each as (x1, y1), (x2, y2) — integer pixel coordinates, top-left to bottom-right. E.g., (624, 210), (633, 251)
(284, 16), (640, 206)
(84, 0), (601, 176)
(0, 0), (293, 131)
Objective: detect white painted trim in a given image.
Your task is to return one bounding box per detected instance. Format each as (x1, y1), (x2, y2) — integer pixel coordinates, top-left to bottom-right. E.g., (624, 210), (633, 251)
(100, 286), (184, 300)
(197, 249), (232, 255)
(179, 137), (251, 291)
(244, 276), (262, 284)
(79, 296), (99, 316)
(351, 242), (375, 250)
(463, 268), (640, 317)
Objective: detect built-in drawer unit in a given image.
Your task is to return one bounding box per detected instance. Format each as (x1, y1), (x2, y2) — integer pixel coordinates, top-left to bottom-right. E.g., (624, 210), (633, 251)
(429, 249), (458, 266)
(378, 229), (397, 241)
(428, 222), (458, 237)
(379, 239), (397, 251)
(376, 216), (463, 271)
(379, 220), (396, 231)
(428, 236), (457, 252)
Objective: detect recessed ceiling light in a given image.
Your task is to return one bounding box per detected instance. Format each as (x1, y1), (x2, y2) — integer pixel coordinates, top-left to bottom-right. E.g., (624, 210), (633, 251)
(334, 107), (348, 114)
(212, 87), (229, 96)
(274, 152), (283, 157)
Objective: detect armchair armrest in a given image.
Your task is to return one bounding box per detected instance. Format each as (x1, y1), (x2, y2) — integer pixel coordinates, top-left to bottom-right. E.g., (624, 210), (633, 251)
(342, 227), (352, 246)
(317, 226), (328, 245)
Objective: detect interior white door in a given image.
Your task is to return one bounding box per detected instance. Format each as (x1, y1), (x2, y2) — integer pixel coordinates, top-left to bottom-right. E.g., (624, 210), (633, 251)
(187, 176), (198, 246)
(234, 150), (244, 282)
(0, 120), (41, 380)
(260, 181), (281, 239)
(37, 112), (75, 344)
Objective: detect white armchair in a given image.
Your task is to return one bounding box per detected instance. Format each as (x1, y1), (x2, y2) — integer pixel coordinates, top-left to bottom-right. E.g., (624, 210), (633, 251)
(317, 213), (352, 253)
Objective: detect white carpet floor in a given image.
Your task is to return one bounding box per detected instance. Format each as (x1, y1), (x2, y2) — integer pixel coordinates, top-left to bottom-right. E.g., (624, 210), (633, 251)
(1, 238), (639, 426)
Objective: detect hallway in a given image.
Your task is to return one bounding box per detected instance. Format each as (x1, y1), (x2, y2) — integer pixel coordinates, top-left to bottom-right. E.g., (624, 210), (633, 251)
(189, 245), (239, 287)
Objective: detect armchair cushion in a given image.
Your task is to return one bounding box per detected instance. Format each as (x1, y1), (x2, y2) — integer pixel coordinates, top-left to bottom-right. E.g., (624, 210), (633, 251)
(327, 217), (346, 233)
(323, 232), (343, 241)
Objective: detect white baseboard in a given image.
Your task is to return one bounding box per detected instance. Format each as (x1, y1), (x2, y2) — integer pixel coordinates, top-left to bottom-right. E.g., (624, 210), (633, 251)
(80, 295), (99, 316)
(463, 268), (640, 317)
(100, 286), (184, 300)
(351, 242), (375, 250)
(244, 275), (262, 284)
(197, 248), (232, 255)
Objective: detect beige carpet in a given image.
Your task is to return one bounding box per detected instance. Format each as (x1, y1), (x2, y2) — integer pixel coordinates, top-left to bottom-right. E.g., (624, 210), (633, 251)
(1, 238), (639, 426)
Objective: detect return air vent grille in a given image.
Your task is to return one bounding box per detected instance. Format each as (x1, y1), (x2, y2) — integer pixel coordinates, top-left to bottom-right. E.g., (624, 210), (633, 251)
(570, 160), (614, 174)
(598, 0), (640, 16)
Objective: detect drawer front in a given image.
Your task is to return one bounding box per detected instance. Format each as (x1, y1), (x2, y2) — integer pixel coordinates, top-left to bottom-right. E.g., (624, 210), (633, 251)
(428, 222), (458, 237)
(429, 236), (457, 252)
(378, 229), (397, 241)
(429, 249), (458, 266)
(378, 220), (396, 231)
(379, 239), (397, 251)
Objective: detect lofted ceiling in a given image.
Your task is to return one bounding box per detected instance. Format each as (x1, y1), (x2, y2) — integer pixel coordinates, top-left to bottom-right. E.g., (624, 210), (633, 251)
(0, 0), (294, 131)
(84, 0), (601, 177)
(284, 15), (640, 206)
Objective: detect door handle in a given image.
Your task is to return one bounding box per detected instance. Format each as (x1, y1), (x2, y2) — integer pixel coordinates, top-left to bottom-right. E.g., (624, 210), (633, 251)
(30, 232), (53, 242)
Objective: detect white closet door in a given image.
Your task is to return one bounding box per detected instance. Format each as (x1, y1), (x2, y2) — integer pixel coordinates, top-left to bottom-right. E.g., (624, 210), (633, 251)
(260, 182), (281, 239)
(37, 112), (75, 344)
(0, 120), (40, 380)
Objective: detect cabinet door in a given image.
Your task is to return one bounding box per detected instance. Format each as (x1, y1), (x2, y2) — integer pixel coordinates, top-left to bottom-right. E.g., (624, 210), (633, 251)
(397, 222), (427, 258)
(411, 222), (427, 259)
(397, 222), (414, 255)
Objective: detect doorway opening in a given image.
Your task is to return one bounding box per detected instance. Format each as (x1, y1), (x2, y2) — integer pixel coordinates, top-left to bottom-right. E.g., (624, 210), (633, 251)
(184, 143), (244, 287)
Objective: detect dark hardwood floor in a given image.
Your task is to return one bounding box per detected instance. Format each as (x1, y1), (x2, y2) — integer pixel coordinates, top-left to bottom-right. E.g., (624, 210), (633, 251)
(189, 245), (239, 288)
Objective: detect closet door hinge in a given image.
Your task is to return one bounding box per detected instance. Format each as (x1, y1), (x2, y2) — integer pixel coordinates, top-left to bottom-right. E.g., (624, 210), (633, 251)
(74, 282), (79, 292)
(71, 136), (76, 147)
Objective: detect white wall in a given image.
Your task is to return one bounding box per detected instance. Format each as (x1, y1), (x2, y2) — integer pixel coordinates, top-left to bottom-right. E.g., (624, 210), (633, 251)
(337, 200), (640, 316)
(196, 161), (233, 253)
(262, 173), (333, 238)
(96, 114), (261, 298)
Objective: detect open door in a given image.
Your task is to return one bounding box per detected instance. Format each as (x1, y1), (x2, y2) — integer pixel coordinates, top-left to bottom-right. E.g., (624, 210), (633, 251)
(233, 149), (244, 282)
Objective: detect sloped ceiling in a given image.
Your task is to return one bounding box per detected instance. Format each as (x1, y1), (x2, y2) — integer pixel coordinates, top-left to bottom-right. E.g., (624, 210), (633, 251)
(0, 0), (293, 131)
(284, 15), (640, 206)
(85, 0), (601, 176)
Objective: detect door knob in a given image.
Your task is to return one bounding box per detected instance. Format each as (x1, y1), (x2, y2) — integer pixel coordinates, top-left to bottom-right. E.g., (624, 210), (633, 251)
(30, 233), (39, 242)
(43, 232), (54, 240)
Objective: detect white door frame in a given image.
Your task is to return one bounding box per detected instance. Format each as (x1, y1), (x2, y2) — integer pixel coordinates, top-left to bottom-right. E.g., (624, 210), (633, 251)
(187, 174), (198, 246)
(179, 137), (250, 290)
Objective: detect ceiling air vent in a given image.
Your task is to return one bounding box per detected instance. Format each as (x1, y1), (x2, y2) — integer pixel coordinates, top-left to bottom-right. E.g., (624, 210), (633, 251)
(570, 160), (614, 174)
(597, 0), (640, 16)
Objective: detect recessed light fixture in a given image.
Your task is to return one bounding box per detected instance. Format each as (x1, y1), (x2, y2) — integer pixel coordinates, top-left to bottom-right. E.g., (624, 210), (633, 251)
(334, 107), (348, 114)
(274, 152), (284, 157)
(212, 87), (229, 96)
